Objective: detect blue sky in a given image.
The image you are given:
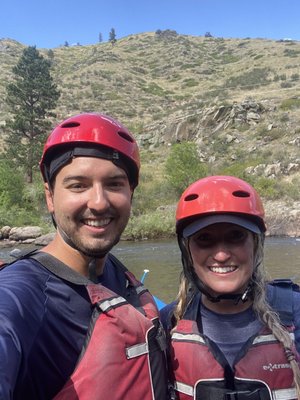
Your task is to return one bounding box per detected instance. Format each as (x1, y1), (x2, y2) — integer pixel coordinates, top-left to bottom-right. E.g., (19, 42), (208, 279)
(1, 0), (300, 49)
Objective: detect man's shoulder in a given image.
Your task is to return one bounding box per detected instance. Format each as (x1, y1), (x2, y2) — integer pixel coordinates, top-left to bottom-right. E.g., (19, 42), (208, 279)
(0, 255), (68, 292)
(1, 256), (42, 275)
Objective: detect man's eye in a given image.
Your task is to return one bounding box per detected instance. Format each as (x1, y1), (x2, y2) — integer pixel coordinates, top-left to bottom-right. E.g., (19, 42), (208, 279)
(107, 180), (126, 189)
(67, 183), (85, 191)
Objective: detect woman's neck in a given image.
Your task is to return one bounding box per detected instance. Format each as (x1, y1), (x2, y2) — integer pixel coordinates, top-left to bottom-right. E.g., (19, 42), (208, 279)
(202, 294), (253, 314)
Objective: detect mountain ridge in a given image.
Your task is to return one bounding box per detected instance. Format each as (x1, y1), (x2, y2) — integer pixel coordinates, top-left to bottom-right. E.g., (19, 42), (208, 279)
(0, 32), (299, 237)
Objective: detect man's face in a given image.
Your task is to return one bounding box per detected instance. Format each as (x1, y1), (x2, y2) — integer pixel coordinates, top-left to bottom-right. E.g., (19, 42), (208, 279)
(45, 156), (132, 257)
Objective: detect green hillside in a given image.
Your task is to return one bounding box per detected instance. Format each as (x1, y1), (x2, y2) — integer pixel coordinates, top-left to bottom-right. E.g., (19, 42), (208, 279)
(0, 31), (299, 237)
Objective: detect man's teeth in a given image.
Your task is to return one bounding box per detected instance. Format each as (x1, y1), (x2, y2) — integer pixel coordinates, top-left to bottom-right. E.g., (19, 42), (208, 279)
(210, 266), (236, 274)
(85, 219), (110, 227)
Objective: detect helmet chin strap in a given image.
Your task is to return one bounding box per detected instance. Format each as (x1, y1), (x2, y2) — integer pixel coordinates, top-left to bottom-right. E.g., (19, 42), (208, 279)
(178, 236), (253, 305)
(200, 283), (253, 304)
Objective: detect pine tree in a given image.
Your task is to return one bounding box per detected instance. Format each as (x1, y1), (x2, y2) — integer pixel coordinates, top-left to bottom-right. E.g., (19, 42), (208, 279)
(109, 28), (117, 45)
(5, 46), (60, 183)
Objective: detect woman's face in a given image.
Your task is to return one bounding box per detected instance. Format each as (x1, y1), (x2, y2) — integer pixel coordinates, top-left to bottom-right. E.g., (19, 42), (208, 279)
(188, 223), (255, 297)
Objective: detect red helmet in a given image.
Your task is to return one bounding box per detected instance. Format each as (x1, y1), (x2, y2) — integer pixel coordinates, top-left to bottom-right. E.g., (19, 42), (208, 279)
(176, 175), (266, 236)
(40, 113), (140, 188)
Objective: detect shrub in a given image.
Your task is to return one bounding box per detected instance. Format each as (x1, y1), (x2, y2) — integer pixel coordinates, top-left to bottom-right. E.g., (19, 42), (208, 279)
(224, 67), (271, 89)
(280, 98), (300, 110)
(165, 142), (208, 195)
(124, 208), (175, 240)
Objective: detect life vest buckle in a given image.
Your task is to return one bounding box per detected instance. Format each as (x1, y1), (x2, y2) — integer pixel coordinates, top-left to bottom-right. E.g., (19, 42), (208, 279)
(224, 388), (265, 400)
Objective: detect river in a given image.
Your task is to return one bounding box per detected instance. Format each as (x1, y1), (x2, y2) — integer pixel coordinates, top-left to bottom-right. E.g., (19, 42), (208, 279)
(112, 237), (300, 303)
(1, 237), (299, 304)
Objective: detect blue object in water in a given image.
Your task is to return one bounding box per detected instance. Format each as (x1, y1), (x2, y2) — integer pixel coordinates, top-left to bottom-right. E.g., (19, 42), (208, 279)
(140, 269), (166, 310)
(153, 295), (166, 310)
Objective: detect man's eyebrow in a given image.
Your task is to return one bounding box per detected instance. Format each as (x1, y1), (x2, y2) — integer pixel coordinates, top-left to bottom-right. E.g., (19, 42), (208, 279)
(62, 175), (87, 184)
(61, 171), (128, 184)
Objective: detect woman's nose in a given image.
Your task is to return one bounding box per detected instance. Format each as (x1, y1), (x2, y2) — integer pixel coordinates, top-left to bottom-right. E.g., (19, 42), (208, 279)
(212, 243), (231, 262)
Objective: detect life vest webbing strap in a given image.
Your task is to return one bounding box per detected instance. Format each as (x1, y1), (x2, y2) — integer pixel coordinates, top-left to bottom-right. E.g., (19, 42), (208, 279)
(174, 381), (194, 397)
(98, 296), (127, 312)
(126, 342), (149, 359)
(272, 387), (297, 400)
(253, 332), (295, 345)
(171, 332), (205, 344)
(135, 284), (147, 295)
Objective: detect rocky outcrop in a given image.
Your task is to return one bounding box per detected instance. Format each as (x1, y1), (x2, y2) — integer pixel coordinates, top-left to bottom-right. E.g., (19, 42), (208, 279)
(0, 226), (55, 247)
(137, 99), (270, 147)
(264, 201), (300, 237)
(245, 163), (300, 178)
(8, 226), (42, 241)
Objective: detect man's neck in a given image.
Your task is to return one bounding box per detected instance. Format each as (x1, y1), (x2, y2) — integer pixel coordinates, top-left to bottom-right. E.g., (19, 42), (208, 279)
(42, 233), (107, 277)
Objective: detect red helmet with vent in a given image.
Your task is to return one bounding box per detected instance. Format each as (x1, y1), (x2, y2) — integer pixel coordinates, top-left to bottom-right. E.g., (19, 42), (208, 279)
(176, 175), (266, 236)
(40, 113), (140, 188)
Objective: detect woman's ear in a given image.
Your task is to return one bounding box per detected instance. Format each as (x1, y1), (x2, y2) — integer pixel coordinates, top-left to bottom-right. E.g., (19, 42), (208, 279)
(44, 182), (54, 213)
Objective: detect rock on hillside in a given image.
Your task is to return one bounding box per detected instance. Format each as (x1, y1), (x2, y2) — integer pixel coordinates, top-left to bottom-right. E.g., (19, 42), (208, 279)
(264, 201), (300, 237)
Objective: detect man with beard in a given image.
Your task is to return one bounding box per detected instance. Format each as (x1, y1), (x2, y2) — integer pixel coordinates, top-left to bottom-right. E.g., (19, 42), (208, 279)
(0, 113), (168, 400)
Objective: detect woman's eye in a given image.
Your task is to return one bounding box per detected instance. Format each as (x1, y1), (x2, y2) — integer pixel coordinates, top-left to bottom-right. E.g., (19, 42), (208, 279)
(194, 233), (214, 247)
(227, 229), (247, 242)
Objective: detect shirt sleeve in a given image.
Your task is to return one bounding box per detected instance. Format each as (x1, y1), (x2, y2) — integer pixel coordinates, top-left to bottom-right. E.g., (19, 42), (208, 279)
(0, 263), (46, 397)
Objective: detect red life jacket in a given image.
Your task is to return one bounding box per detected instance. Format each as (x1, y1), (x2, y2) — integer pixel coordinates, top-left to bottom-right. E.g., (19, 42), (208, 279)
(54, 270), (167, 399)
(169, 300), (298, 400)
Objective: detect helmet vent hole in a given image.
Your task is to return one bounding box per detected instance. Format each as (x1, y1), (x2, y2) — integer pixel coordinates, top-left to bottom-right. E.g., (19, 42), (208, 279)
(118, 131), (134, 143)
(61, 122), (80, 128)
(232, 190), (250, 198)
(185, 194), (198, 201)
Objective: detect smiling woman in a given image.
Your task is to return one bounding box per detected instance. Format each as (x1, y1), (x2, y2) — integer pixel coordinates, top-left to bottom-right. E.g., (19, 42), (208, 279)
(161, 175), (300, 400)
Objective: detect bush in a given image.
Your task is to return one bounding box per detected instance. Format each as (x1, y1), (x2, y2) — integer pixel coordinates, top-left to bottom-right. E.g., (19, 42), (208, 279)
(224, 67), (271, 89)
(251, 177), (282, 200)
(165, 142), (208, 195)
(280, 98), (300, 110)
(124, 208), (175, 240)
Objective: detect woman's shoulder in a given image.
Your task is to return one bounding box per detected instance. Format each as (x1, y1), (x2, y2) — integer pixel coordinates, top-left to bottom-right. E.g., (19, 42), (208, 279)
(267, 279), (300, 323)
(160, 301), (177, 331)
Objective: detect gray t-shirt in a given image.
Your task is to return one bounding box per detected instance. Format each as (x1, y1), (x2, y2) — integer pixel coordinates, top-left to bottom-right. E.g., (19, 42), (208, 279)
(201, 303), (263, 367)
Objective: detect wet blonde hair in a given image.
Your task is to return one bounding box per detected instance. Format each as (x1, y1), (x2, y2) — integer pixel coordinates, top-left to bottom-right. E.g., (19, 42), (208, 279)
(173, 234), (300, 398)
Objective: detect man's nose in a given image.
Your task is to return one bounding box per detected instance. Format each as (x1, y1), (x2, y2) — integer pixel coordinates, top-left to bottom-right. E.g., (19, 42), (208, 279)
(87, 185), (109, 211)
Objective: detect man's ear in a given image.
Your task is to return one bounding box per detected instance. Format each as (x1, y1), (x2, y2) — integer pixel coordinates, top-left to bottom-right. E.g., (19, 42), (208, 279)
(44, 182), (54, 213)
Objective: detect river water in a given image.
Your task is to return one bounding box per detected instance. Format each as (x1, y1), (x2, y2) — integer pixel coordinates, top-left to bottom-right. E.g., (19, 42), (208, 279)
(113, 237), (300, 303)
(1, 237), (300, 303)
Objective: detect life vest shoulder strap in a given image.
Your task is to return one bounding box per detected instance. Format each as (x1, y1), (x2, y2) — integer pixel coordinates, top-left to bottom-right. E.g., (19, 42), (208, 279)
(267, 279), (300, 325)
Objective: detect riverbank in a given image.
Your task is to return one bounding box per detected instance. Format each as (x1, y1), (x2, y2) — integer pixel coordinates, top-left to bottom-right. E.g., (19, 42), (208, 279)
(0, 200), (298, 248)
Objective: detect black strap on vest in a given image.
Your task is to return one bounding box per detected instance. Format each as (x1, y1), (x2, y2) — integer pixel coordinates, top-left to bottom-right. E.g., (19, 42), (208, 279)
(3, 247), (126, 287)
(31, 251), (93, 285)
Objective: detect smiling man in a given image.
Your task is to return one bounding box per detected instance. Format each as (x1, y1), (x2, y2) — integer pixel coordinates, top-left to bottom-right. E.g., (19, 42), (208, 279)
(0, 113), (168, 399)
